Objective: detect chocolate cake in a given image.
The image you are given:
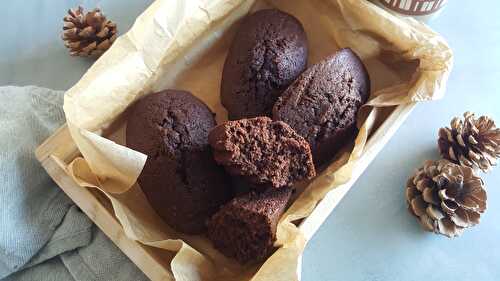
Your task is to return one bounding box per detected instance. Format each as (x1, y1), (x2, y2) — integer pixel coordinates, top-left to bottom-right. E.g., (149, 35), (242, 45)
(221, 9), (308, 120)
(273, 48), (370, 167)
(207, 187), (293, 264)
(126, 90), (232, 234)
(208, 117), (316, 189)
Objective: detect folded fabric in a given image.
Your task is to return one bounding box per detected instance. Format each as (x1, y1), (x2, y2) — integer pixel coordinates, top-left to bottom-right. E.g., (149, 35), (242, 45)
(0, 86), (149, 281)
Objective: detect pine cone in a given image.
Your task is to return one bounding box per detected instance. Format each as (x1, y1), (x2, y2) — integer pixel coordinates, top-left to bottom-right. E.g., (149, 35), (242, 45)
(406, 159), (486, 238)
(438, 112), (500, 172)
(62, 6), (117, 57)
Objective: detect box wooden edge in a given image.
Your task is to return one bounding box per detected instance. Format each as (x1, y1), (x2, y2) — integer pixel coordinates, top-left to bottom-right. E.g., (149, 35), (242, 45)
(35, 103), (416, 281)
(37, 154), (175, 281)
(295, 103), (416, 277)
(298, 103), (416, 240)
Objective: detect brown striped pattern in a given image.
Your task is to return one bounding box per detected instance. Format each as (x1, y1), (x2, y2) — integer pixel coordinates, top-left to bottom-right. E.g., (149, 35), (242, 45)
(379, 0), (447, 16)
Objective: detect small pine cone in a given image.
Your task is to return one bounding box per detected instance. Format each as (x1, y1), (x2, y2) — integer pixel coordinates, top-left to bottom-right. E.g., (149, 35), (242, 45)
(62, 6), (117, 57)
(438, 112), (500, 172)
(406, 159), (486, 238)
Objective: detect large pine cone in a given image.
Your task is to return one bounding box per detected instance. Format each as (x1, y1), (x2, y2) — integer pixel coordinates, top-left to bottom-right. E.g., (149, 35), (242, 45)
(438, 112), (500, 172)
(406, 159), (486, 238)
(62, 6), (117, 57)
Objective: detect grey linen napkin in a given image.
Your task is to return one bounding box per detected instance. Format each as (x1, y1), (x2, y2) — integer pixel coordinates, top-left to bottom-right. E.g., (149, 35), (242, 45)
(0, 86), (149, 281)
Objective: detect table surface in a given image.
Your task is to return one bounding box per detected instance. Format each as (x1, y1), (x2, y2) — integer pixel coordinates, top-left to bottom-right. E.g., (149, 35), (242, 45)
(2, 1), (500, 280)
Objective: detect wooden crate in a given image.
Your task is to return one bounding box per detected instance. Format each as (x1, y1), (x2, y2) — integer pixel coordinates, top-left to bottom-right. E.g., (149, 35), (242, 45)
(36, 103), (415, 281)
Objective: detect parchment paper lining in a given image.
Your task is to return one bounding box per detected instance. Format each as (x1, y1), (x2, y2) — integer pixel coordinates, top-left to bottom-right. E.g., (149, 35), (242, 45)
(62, 0), (452, 280)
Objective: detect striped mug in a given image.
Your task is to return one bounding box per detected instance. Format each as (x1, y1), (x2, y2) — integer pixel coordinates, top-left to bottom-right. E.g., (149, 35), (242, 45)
(375, 0), (448, 20)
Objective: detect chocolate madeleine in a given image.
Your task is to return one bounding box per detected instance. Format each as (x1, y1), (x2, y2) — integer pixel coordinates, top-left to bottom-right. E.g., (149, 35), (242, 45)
(221, 9), (308, 120)
(208, 117), (316, 189)
(208, 188), (292, 264)
(126, 90), (232, 234)
(273, 48), (370, 167)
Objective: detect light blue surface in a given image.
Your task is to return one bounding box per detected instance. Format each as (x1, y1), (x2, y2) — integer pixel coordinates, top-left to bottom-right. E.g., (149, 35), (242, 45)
(1, 1), (499, 280)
